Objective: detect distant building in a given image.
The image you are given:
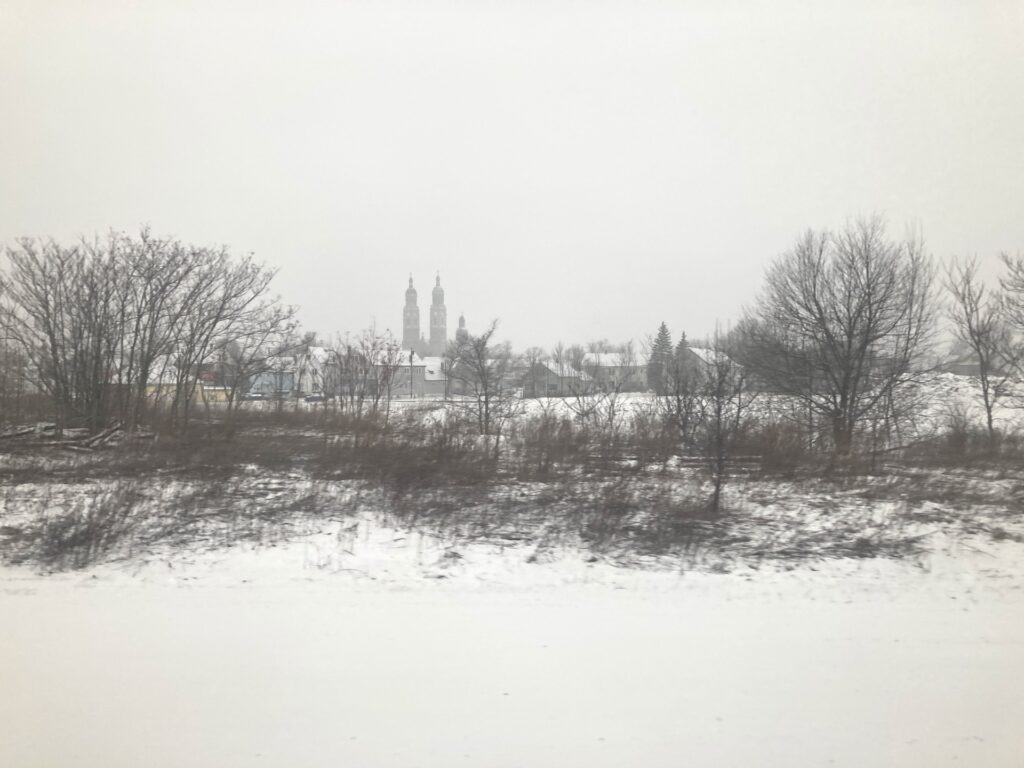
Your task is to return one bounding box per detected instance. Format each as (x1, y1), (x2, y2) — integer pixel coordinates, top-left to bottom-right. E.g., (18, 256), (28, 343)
(401, 276), (423, 354)
(523, 361), (593, 397)
(248, 361), (296, 397)
(403, 274), (450, 357)
(455, 313), (469, 344)
(246, 347), (338, 398)
(581, 351), (646, 392)
(389, 351), (449, 398)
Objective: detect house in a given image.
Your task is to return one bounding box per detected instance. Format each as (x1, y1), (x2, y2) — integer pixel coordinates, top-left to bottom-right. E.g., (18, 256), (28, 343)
(295, 347), (340, 396)
(675, 346), (722, 376)
(388, 351), (449, 398)
(247, 354), (298, 397)
(244, 347), (342, 399)
(144, 360), (233, 404)
(419, 356), (448, 396)
(581, 352), (646, 392)
(670, 345), (755, 389)
(446, 354), (524, 398)
(522, 361), (593, 397)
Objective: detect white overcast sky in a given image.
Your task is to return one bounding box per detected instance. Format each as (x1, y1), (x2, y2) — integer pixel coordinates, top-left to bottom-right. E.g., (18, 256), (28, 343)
(1, 1), (1022, 348)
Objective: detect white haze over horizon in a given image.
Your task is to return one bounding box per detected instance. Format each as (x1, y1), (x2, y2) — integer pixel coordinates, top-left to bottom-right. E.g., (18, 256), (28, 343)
(1, 0), (1022, 349)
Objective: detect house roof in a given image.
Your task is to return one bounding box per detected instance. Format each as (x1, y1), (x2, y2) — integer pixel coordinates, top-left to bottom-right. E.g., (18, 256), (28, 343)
(263, 354), (297, 372)
(582, 352), (636, 368)
(539, 361), (593, 381)
(683, 346), (719, 365)
(304, 346), (334, 365)
(420, 356), (447, 381)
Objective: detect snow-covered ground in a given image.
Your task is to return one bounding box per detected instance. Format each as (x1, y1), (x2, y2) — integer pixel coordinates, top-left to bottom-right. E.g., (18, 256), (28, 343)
(2, 515), (1022, 768)
(3, 372), (1023, 766)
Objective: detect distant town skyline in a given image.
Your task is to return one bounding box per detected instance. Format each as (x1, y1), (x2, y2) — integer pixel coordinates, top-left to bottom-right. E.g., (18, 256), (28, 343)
(2, 1), (1022, 349)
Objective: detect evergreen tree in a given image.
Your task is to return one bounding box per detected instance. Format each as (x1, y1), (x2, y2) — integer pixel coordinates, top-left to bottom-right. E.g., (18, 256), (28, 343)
(647, 322), (673, 393)
(668, 332), (690, 387)
(674, 332), (689, 360)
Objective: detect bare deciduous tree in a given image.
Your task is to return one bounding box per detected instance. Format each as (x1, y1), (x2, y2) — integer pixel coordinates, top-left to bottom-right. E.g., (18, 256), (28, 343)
(521, 346), (548, 398)
(655, 334), (754, 511)
(2, 230), (291, 435)
(740, 217), (936, 459)
(332, 325), (403, 430)
(168, 249), (282, 430)
(697, 335), (755, 513)
(221, 306), (301, 426)
(447, 319), (523, 459)
(946, 256), (1014, 447)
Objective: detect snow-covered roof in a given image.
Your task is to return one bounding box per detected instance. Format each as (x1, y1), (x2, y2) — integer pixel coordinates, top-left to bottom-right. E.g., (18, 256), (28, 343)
(263, 354), (297, 371)
(304, 346), (333, 365)
(539, 361), (593, 381)
(582, 352), (636, 368)
(684, 346), (719, 365)
(420, 356), (447, 381)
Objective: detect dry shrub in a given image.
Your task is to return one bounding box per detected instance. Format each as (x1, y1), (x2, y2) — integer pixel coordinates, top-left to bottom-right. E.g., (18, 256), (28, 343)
(743, 419), (810, 475)
(901, 403), (1024, 468)
(513, 413), (588, 479)
(3, 481), (145, 570)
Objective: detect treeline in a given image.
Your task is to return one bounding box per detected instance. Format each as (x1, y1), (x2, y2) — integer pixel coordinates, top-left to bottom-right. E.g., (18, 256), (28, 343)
(735, 216), (1024, 459)
(0, 229), (295, 433)
(2, 218), (1022, 475)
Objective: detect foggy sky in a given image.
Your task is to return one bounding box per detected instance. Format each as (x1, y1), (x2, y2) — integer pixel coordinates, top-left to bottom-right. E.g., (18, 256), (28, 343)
(2, 1), (1022, 349)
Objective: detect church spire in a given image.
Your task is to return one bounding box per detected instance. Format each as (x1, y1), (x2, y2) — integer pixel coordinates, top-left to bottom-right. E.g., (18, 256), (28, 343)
(429, 272), (447, 356)
(402, 275), (420, 351)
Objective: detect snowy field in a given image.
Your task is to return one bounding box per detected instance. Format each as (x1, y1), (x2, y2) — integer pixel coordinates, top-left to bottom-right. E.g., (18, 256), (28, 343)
(3, 373), (1024, 766)
(2, 515), (1023, 768)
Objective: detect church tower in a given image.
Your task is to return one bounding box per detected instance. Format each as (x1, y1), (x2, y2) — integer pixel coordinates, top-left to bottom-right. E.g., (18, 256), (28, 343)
(429, 273), (447, 356)
(402, 276), (420, 351)
(456, 313), (469, 344)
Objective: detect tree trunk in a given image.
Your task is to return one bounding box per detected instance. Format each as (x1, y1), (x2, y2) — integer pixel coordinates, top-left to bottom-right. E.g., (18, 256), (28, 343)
(832, 413), (853, 458)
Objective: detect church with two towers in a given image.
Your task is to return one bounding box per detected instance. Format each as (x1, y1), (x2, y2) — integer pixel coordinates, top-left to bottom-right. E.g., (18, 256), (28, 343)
(401, 274), (467, 357)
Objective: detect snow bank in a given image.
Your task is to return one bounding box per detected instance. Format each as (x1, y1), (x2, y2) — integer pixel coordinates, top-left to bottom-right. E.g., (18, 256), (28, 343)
(2, 512), (1023, 767)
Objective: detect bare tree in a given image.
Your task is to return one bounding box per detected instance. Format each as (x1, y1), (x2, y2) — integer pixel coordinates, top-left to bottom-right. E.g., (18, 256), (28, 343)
(659, 343), (702, 453)
(562, 346), (607, 422)
(740, 217), (936, 459)
(331, 325), (403, 430)
(168, 249), (282, 430)
(112, 230), (206, 432)
(521, 346), (548, 398)
(0, 275), (30, 425)
(2, 230), (290, 435)
(560, 341), (639, 462)
(447, 319), (522, 459)
(221, 307), (301, 425)
(371, 331), (404, 427)
(334, 333), (369, 419)
(565, 343), (586, 372)
(697, 335), (755, 513)
(655, 335), (754, 509)
(4, 238), (121, 433)
(946, 256), (1014, 447)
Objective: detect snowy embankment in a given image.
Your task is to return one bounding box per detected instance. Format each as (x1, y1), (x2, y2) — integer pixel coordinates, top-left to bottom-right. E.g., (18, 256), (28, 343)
(2, 516), (1023, 768)
(2, 372), (1023, 766)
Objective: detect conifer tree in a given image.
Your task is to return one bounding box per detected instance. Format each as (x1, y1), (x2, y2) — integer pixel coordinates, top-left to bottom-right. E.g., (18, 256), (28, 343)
(647, 321), (673, 393)
(674, 331), (689, 360)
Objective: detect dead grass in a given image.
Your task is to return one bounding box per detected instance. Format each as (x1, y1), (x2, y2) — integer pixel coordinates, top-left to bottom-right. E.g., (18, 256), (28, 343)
(2, 407), (1022, 572)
